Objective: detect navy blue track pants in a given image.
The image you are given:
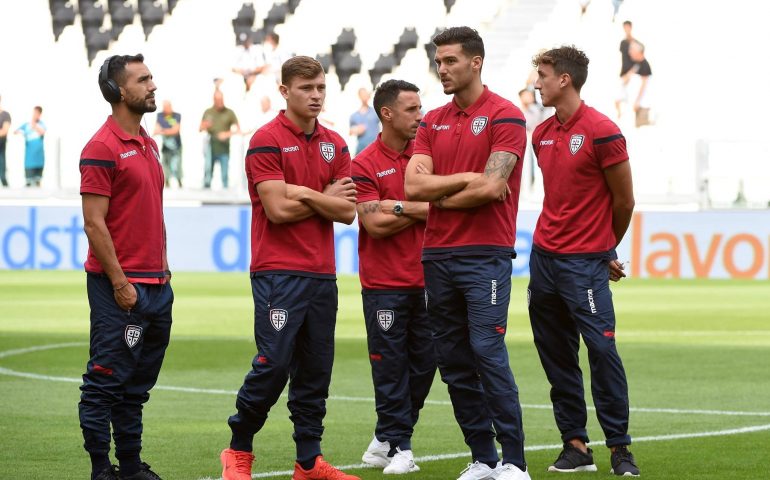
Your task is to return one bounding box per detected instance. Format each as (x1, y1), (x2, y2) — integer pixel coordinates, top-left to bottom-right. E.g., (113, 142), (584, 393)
(79, 274), (173, 459)
(228, 274), (337, 463)
(528, 249), (631, 447)
(362, 290), (436, 451)
(423, 256), (526, 469)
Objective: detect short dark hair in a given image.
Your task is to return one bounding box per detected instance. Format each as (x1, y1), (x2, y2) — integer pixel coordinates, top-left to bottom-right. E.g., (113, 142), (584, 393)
(432, 26), (485, 59)
(266, 32), (280, 44)
(34, 106), (43, 114)
(281, 56), (324, 85)
(532, 45), (590, 91)
(623, 20), (632, 27)
(373, 79), (420, 120)
(107, 53), (145, 86)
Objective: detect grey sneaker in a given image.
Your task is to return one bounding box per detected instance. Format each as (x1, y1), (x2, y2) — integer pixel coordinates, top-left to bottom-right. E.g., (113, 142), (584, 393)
(548, 443), (597, 473)
(610, 446), (640, 477)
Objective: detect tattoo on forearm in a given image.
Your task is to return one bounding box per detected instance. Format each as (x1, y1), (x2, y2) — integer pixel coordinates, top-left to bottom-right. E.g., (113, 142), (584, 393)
(484, 151), (516, 179)
(360, 202), (381, 215)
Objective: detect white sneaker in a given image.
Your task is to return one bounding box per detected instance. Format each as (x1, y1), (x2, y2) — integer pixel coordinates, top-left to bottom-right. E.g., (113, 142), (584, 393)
(383, 448), (420, 474)
(362, 435), (391, 468)
(496, 463), (531, 480)
(457, 461), (499, 480)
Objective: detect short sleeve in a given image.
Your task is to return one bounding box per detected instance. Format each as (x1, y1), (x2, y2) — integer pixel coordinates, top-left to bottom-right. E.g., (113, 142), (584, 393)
(593, 119), (629, 169)
(246, 130), (284, 185)
(80, 141), (116, 197)
(332, 141), (352, 180)
(490, 104), (527, 159)
(351, 157), (379, 203)
(413, 118), (431, 156)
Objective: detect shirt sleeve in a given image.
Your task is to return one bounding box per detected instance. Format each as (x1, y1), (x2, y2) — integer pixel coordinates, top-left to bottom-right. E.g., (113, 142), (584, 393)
(412, 118), (431, 156)
(247, 130), (284, 185)
(593, 119), (629, 169)
(351, 157), (379, 203)
(331, 141), (351, 180)
(80, 141), (116, 197)
(490, 104), (527, 159)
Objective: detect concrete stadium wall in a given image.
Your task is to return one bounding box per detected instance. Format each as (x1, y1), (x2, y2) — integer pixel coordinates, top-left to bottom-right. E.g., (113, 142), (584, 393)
(1, 206), (769, 279)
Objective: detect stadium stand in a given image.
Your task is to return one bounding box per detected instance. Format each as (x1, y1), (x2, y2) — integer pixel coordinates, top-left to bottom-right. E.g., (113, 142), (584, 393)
(0, 0), (766, 210)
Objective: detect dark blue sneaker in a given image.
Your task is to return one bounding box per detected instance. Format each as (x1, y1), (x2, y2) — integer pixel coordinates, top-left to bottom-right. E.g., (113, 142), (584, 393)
(610, 446), (640, 477)
(548, 443), (597, 472)
(120, 462), (162, 480)
(93, 465), (120, 480)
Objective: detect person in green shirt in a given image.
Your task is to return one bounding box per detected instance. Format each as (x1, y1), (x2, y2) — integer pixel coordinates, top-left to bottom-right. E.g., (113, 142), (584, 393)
(200, 90), (241, 188)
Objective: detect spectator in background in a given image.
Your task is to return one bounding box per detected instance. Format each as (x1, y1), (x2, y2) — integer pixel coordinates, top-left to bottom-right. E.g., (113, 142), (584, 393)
(0, 95), (10, 187)
(518, 88), (549, 189)
(154, 100), (183, 188)
(15, 105), (46, 187)
(260, 32), (292, 87)
(627, 41), (652, 127)
(200, 91), (240, 189)
(615, 23), (652, 125)
(232, 33), (265, 93)
(349, 88), (380, 156)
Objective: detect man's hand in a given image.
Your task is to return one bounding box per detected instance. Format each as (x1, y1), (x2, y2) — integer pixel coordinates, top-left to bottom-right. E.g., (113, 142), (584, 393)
(609, 260), (627, 282)
(323, 177), (357, 202)
(114, 282), (138, 310)
(497, 184), (512, 202)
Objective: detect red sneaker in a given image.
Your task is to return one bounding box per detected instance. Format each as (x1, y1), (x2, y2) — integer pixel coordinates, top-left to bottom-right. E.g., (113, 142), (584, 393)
(292, 456), (361, 480)
(220, 448), (254, 480)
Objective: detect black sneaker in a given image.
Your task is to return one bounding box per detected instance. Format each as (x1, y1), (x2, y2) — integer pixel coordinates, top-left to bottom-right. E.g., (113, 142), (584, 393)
(120, 462), (163, 480)
(93, 465), (120, 480)
(610, 446), (640, 477)
(548, 443), (598, 472)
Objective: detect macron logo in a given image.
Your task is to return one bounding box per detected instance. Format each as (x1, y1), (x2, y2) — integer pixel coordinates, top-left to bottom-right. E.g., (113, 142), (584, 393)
(119, 150), (137, 159)
(376, 168), (396, 178)
(432, 124), (450, 131)
(282, 145), (299, 153)
(539, 140), (554, 146)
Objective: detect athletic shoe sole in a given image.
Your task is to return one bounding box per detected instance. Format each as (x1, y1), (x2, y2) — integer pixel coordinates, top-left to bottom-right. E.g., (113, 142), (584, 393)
(362, 452), (390, 468)
(548, 464), (598, 473)
(610, 469), (639, 477)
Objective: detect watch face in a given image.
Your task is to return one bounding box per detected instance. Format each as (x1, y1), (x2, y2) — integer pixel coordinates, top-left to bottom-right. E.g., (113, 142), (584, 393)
(393, 203), (403, 215)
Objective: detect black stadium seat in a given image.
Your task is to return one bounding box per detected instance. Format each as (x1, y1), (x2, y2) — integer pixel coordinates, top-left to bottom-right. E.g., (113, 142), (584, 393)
(444, 0), (456, 13)
(369, 53), (397, 87)
(331, 28), (356, 66)
(287, 0), (301, 15)
(393, 27), (418, 64)
(108, 1), (135, 40)
(51, 2), (76, 41)
(335, 52), (361, 90)
(85, 29), (111, 65)
(315, 53), (332, 73)
(232, 2), (256, 44)
(263, 2), (289, 34)
(139, 1), (164, 39)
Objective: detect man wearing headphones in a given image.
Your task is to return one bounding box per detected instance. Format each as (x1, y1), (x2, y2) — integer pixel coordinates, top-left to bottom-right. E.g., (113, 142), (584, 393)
(78, 53), (172, 480)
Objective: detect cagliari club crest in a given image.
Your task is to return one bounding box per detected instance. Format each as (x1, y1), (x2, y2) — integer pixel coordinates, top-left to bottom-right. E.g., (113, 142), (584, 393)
(270, 308), (288, 331)
(471, 116), (489, 136)
(319, 142), (336, 162)
(377, 310), (394, 331)
(124, 325), (142, 348)
(569, 134), (585, 155)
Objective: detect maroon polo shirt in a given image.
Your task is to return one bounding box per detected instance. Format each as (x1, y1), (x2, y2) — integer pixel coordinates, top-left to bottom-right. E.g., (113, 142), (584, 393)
(532, 102), (629, 255)
(352, 135), (425, 290)
(246, 110), (351, 277)
(413, 86), (526, 259)
(80, 115), (166, 283)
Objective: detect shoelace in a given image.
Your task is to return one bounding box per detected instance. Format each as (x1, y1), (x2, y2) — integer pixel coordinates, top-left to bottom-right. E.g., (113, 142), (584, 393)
(614, 448), (636, 466)
(459, 461), (483, 474)
(315, 459), (348, 479)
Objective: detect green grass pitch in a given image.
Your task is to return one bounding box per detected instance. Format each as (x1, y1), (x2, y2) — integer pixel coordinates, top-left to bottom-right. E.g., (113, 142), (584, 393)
(1, 271), (769, 479)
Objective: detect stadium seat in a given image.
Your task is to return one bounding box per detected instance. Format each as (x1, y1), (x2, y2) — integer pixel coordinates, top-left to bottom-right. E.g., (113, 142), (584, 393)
(232, 2), (256, 29)
(331, 28), (356, 66)
(335, 52), (362, 90)
(167, 0), (178, 14)
(140, 1), (165, 39)
(108, 1), (136, 40)
(369, 53), (397, 87)
(287, 0), (301, 15)
(80, 2), (105, 32)
(263, 2), (289, 34)
(85, 29), (111, 65)
(424, 28), (442, 78)
(444, 0), (456, 13)
(393, 27), (418, 64)
(315, 52), (332, 73)
(51, 2), (76, 41)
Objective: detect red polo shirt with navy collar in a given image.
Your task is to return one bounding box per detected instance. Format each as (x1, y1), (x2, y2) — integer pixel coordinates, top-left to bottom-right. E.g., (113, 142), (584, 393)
(352, 134), (425, 290)
(532, 101), (629, 255)
(246, 110), (351, 277)
(413, 86), (526, 259)
(79, 115), (167, 283)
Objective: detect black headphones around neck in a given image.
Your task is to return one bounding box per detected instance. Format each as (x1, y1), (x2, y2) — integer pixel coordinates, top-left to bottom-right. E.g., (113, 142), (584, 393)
(98, 56), (122, 104)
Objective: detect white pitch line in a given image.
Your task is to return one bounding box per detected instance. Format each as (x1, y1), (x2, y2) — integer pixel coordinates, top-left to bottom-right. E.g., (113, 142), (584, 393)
(2, 343), (770, 418)
(197, 423), (770, 480)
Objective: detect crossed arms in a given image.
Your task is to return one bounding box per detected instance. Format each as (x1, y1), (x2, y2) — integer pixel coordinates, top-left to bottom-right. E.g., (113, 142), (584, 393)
(404, 150), (518, 208)
(257, 177), (357, 225)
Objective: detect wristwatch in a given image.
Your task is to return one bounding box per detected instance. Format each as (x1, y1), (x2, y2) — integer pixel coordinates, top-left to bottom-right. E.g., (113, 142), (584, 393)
(393, 201), (404, 216)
